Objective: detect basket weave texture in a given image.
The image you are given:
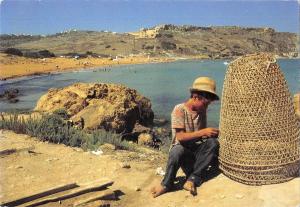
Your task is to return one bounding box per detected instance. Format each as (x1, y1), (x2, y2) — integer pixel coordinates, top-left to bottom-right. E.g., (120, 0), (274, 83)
(219, 53), (300, 185)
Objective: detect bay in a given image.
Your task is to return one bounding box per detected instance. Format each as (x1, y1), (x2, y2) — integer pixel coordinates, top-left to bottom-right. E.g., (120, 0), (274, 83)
(0, 59), (299, 127)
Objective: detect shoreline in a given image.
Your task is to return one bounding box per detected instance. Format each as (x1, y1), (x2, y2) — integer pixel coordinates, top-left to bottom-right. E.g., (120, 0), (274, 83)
(0, 53), (185, 81)
(1, 53), (298, 81)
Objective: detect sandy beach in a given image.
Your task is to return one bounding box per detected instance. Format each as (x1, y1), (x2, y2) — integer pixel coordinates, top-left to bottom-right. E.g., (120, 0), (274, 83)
(0, 53), (180, 80)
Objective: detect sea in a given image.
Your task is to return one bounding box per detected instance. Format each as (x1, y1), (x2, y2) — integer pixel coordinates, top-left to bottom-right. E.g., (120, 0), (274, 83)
(0, 59), (299, 128)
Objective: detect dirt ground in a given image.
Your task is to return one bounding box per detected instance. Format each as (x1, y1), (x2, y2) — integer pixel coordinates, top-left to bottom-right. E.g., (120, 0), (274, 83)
(1, 130), (299, 207)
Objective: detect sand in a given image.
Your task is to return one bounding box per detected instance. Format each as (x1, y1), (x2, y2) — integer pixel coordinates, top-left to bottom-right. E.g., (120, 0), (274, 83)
(1, 130), (300, 207)
(0, 53), (176, 80)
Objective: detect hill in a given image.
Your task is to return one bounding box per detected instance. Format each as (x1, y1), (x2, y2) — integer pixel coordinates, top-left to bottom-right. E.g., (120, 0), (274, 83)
(0, 25), (298, 59)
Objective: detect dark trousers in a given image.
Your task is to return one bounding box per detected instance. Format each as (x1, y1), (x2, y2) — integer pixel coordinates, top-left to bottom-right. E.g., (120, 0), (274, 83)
(161, 138), (219, 188)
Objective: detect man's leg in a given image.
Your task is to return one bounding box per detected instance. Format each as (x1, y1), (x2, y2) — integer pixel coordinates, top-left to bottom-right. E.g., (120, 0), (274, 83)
(180, 151), (195, 178)
(188, 138), (219, 186)
(151, 144), (187, 198)
(161, 144), (187, 188)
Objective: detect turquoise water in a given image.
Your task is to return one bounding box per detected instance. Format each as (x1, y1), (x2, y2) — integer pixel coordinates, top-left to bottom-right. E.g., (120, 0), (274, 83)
(0, 59), (299, 127)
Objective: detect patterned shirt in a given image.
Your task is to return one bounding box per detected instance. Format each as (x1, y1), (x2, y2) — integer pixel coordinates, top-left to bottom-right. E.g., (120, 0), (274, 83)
(171, 103), (207, 147)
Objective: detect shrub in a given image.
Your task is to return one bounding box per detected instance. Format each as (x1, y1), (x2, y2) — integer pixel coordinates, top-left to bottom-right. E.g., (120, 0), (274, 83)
(0, 113), (136, 151)
(143, 45), (154, 50)
(53, 108), (69, 119)
(0, 113), (26, 134)
(24, 50), (55, 58)
(4, 48), (23, 56)
(82, 129), (137, 151)
(38, 50), (55, 58)
(24, 52), (40, 58)
(161, 41), (176, 50)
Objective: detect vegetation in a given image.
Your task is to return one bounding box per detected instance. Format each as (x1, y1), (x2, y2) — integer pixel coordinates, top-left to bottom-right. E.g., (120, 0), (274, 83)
(0, 25), (297, 58)
(0, 112), (137, 151)
(24, 50), (55, 58)
(4, 48), (23, 56)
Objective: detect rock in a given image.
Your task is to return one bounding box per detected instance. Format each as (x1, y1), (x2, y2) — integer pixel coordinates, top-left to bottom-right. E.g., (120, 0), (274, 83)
(156, 167), (165, 176)
(34, 83), (154, 133)
(120, 162), (131, 169)
(73, 147), (83, 152)
(153, 118), (168, 126)
(132, 123), (152, 134)
(100, 143), (116, 151)
(235, 194), (244, 199)
(91, 149), (103, 156)
(220, 195), (226, 199)
(15, 165), (23, 169)
(8, 98), (19, 103)
(135, 186), (141, 191)
(0, 88), (20, 103)
(46, 158), (59, 162)
(138, 133), (153, 146)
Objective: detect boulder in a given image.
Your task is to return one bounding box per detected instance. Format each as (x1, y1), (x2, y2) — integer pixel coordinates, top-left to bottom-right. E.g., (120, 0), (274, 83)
(0, 88), (20, 103)
(35, 83), (154, 132)
(138, 133), (153, 146)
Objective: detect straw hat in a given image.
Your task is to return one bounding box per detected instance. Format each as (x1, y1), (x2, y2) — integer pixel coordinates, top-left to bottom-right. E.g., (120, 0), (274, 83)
(190, 77), (219, 100)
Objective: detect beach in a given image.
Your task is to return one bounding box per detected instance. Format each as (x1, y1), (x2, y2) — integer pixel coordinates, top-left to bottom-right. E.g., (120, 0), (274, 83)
(0, 53), (180, 80)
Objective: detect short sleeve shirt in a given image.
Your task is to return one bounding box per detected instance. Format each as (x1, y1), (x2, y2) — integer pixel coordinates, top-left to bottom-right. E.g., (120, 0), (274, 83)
(171, 103), (207, 146)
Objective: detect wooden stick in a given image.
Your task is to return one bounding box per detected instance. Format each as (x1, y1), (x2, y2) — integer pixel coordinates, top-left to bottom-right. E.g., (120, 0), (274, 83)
(0, 148), (17, 156)
(1, 183), (78, 206)
(73, 189), (116, 206)
(25, 180), (114, 207)
(0, 146), (35, 156)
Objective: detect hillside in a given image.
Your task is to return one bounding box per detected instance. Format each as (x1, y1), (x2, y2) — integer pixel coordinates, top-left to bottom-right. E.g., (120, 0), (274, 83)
(0, 25), (298, 59)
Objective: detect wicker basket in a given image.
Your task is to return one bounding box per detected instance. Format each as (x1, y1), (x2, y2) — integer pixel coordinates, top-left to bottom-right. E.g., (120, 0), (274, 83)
(219, 53), (300, 185)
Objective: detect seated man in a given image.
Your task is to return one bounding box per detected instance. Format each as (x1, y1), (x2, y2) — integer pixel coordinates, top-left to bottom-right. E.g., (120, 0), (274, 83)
(151, 76), (220, 197)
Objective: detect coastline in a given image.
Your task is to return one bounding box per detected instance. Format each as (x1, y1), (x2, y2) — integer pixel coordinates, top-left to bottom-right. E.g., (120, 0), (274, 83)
(0, 53), (183, 81)
(1, 53), (298, 81)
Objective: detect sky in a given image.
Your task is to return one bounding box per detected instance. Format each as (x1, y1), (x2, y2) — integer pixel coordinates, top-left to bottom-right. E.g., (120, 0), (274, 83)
(0, 0), (299, 35)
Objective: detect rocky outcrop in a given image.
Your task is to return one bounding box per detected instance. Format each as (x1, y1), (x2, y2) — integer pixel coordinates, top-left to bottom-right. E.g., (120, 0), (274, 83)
(0, 88), (20, 103)
(34, 83), (154, 133)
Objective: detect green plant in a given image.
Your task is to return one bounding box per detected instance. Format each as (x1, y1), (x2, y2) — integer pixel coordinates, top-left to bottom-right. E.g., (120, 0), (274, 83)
(53, 108), (69, 120)
(82, 129), (137, 151)
(0, 113), (137, 152)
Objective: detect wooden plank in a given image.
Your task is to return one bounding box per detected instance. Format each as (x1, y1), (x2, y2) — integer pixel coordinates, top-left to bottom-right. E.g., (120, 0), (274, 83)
(0, 146), (35, 156)
(73, 189), (116, 206)
(25, 180), (114, 207)
(0, 148), (17, 156)
(1, 183), (78, 206)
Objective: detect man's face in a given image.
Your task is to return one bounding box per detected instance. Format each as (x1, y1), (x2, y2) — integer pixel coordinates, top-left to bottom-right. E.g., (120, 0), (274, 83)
(192, 93), (212, 112)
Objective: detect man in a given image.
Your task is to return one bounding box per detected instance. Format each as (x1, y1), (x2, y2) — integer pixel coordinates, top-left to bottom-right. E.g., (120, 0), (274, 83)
(151, 77), (220, 197)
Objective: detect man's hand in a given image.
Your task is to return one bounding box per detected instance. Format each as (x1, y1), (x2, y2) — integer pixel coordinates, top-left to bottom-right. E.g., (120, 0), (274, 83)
(199, 127), (219, 138)
(175, 128), (219, 142)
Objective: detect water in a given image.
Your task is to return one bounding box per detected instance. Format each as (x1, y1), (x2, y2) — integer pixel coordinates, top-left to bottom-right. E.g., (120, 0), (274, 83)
(0, 59), (299, 127)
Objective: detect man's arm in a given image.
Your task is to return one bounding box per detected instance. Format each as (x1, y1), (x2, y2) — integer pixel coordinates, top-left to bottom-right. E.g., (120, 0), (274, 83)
(175, 128), (219, 143)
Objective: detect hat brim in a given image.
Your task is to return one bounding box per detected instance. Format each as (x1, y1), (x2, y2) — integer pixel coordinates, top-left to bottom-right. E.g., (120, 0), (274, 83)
(189, 88), (220, 101)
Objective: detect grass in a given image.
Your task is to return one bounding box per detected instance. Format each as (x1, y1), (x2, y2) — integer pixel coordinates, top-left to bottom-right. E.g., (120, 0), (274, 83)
(0, 112), (137, 151)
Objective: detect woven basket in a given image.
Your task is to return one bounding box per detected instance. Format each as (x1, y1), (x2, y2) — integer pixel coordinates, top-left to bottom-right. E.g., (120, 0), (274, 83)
(219, 53), (300, 185)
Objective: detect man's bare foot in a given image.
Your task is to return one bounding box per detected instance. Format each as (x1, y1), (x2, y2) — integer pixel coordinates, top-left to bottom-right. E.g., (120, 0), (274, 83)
(183, 180), (197, 196)
(150, 184), (168, 198)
